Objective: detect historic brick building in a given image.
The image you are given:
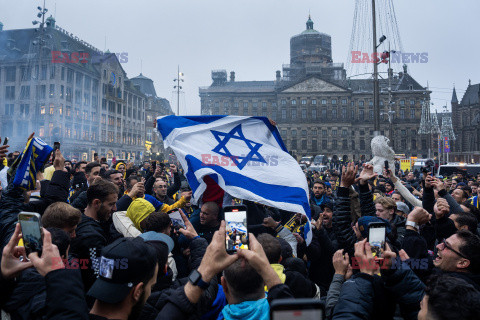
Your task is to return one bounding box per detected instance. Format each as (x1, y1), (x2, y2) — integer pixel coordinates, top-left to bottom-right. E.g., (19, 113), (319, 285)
(451, 81), (480, 162)
(199, 17), (430, 160)
(0, 16), (172, 162)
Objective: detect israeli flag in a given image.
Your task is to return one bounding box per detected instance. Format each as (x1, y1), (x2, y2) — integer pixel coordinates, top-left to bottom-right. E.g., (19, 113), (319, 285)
(156, 115), (312, 244)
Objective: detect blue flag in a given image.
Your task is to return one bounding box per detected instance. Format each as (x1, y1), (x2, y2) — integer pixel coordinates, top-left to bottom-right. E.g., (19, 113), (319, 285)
(9, 138), (53, 191)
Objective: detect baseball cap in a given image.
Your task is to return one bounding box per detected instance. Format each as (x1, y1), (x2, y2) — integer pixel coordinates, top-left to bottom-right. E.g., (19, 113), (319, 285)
(396, 202), (410, 215)
(320, 202), (334, 211)
(87, 237), (157, 304)
(138, 231), (173, 270)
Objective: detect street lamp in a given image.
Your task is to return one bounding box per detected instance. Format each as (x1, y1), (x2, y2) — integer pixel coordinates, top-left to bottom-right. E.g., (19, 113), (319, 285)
(173, 66), (184, 116)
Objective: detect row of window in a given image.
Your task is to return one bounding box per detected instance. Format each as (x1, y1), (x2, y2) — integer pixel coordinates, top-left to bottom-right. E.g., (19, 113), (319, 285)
(286, 138), (424, 151)
(100, 129), (143, 144)
(280, 128), (419, 138)
(208, 107), (416, 121)
(4, 84), (99, 108)
(207, 98), (417, 109)
(1, 66), (100, 91)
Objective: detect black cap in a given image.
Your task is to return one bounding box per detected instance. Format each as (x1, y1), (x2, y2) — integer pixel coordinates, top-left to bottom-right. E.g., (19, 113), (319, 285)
(320, 202), (334, 211)
(87, 237), (157, 304)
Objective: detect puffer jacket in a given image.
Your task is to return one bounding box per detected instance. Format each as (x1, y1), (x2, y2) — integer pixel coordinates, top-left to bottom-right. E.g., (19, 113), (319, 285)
(139, 237), (217, 320)
(358, 183), (376, 217)
(332, 267), (424, 320)
(332, 186), (357, 258)
(70, 190), (88, 212)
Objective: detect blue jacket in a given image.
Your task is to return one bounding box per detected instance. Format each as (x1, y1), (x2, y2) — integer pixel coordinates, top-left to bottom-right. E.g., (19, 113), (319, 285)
(221, 298), (269, 320)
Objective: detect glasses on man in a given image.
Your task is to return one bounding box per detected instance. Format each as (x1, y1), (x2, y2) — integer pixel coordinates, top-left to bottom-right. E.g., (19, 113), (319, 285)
(440, 239), (468, 260)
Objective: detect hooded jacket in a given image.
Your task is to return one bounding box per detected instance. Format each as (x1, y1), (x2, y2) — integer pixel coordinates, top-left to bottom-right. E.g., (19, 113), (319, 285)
(221, 298), (269, 320)
(69, 213), (107, 292)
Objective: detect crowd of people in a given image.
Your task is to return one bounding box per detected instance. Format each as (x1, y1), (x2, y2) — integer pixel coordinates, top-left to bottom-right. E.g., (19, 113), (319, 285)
(0, 134), (480, 320)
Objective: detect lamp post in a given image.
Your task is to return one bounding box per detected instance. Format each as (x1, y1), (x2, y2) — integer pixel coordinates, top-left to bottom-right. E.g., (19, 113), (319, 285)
(173, 65), (184, 115)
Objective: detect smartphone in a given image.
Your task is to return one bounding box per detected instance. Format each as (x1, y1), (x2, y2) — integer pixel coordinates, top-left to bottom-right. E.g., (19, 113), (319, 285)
(168, 210), (186, 230)
(2, 137), (8, 145)
(53, 141), (60, 151)
(384, 160), (389, 172)
(368, 222), (386, 259)
(224, 205), (248, 253)
(151, 160), (157, 172)
(270, 298), (324, 320)
(18, 212), (43, 256)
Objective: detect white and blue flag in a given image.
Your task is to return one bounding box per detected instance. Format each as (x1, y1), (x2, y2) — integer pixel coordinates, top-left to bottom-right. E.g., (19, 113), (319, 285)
(156, 115), (312, 244)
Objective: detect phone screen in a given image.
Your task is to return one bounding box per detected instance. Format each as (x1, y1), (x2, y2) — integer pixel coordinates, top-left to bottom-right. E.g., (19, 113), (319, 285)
(369, 226), (386, 258)
(272, 309), (324, 320)
(169, 210), (186, 230)
(225, 209), (248, 252)
(18, 213), (43, 255)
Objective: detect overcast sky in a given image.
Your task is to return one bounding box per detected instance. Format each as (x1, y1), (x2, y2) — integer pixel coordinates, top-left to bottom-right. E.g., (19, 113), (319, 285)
(1, 0), (479, 115)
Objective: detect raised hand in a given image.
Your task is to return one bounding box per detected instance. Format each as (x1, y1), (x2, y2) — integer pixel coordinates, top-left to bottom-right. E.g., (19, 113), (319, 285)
(196, 220), (239, 280)
(408, 207), (432, 225)
(28, 229), (65, 277)
(358, 163), (377, 185)
(177, 209), (199, 239)
(434, 198), (450, 219)
(1, 223), (33, 279)
(340, 162), (358, 188)
(354, 239), (377, 276)
(332, 249), (349, 276)
(263, 216), (280, 229)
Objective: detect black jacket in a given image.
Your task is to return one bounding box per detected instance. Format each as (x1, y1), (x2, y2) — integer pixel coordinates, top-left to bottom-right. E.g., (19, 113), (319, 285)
(0, 170), (70, 250)
(332, 267), (425, 320)
(69, 213), (108, 292)
(44, 268), (89, 320)
(306, 227), (335, 294)
(71, 191), (88, 212)
(139, 237), (217, 320)
(2, 268), (47, 320)
(332, 186), (357, 258)
(358, 183), (376, 217)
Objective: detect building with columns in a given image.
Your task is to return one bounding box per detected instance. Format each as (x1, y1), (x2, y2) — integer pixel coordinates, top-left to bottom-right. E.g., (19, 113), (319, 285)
(199, 17), (430, 161)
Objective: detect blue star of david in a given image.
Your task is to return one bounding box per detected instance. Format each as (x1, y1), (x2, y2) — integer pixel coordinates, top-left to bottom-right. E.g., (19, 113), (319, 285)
(210, 124), (267, 170)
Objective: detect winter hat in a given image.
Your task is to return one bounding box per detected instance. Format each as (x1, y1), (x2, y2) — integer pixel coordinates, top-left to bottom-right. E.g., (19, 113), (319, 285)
(126, 198), (155, 231)
(357, 216), (391, 239)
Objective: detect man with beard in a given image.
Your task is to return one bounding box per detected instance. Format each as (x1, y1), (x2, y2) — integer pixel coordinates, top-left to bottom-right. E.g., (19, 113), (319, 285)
(70, 179), (119, 292)
(87, 237), (158, 320)
(311, 180), (331, 207)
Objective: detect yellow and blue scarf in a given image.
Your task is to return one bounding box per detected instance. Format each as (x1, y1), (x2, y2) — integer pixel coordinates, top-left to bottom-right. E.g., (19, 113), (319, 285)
(8, 137), (53, 190)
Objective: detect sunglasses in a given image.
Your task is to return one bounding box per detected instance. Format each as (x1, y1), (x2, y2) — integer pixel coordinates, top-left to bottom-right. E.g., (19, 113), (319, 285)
(440, 239), (468, 260)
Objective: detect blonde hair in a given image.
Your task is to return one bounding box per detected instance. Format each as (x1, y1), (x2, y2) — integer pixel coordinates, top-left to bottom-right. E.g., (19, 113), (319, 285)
(375, 197), (397, 211)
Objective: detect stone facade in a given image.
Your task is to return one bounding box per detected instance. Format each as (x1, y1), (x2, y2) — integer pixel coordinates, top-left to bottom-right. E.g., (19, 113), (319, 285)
(0, 17), (171, 162)
(451, 82), (480, 162)
(199, 18), (429, 161)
